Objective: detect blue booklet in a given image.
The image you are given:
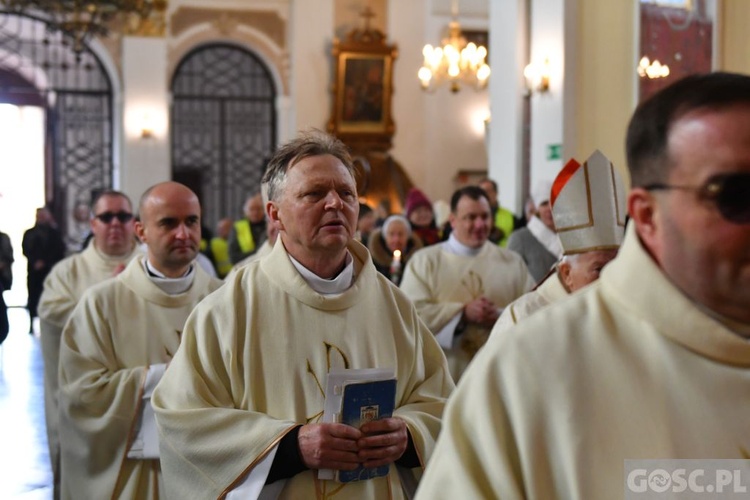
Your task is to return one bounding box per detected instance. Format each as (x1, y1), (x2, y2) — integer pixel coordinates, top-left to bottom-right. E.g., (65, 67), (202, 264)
(337, 378), (397, 483)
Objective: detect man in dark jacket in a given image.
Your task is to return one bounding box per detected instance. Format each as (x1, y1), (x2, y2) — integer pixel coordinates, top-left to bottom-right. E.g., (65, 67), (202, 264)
(22, 207), (65, 333)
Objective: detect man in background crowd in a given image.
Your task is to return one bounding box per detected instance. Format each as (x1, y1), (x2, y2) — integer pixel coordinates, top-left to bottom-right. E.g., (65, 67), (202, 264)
(478, 178), (524, 247)
(228, 192), (267, 263)
(400, 186), (533, 379)
(209, 217), (233, 278)
(22, 207), (65, 333)
(38, 190), (140, 499)
(507, 180), (562, 283)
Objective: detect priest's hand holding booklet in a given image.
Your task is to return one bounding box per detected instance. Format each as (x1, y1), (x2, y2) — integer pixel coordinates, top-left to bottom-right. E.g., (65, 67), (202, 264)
(316, 368), (400, 483)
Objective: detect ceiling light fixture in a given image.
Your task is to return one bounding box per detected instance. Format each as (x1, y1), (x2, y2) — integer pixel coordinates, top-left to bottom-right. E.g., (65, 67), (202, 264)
(418, 0), (490, 93)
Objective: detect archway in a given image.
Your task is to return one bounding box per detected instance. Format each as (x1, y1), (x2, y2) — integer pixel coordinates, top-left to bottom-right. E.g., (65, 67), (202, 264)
(0, 12), (114, 247)
(171, 43), (277, 229)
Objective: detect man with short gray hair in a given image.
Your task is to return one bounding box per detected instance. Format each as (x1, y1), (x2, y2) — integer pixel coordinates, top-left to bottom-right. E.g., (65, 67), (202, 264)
(153, 130), (453, 499)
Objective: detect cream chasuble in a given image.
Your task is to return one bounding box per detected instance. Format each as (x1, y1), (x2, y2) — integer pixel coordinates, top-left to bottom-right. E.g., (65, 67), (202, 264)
(225, 239), (273, 280)
(494, 270), (569, 332)
(58, 256), (221, 500)
(399, 241), (533, 377)
(37, 241), (139, 486)
(416, 225), (750, 499)
(152, 239), (454, 499)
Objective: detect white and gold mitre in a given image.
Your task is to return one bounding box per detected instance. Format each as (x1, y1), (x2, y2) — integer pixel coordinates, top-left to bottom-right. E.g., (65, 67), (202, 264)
(550, 150), (627, 255)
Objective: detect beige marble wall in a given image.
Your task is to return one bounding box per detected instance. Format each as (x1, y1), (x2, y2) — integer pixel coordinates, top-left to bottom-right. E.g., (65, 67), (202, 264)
(100, 0), (749, 203)
(719, 0), (750, 72)
(566, 0), (747, 191)
(570, 0), (635, 186)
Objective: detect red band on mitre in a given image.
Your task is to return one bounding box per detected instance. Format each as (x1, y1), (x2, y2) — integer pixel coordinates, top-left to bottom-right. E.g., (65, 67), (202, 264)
(550, 158), (581, 208)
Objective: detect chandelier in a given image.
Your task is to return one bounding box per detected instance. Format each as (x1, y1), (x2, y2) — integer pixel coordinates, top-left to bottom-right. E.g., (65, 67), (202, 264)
(637, 56), (670, 79)
(0, 1), (166, 56)
(418, 0), (490, 93)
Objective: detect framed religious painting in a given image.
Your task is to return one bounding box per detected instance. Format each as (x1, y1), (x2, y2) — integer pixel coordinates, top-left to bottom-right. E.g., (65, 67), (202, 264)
(327, 20), (397, 152)
(637, 0), (716, 101)
(337, 53), (391, 132)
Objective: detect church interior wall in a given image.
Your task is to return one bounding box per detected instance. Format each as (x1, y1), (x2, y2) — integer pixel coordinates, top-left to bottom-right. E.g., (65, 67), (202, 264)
(528, 0), (566, 192)
(561, 0), (750, 192)
(719, 0), (750, 72)
(570, 0), (636, 187)
(121, 37), (171, 203)
(389, 0), (429, 203)
(487, 0), (528, 214)
(393, 0), (490, 207)
(110, 0), (493, 209)
(288, 0), (334, 139)
(4, 0), (749, 217)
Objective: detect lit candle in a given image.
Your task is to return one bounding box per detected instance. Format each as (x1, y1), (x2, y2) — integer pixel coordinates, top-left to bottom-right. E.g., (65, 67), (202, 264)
(393, 250), (402, 264)
(390, 250), (402, 284)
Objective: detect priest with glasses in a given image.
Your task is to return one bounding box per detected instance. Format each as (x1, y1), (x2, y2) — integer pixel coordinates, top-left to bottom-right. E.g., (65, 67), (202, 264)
(416, 72), (750, 499)
(38, 190), (141, 499)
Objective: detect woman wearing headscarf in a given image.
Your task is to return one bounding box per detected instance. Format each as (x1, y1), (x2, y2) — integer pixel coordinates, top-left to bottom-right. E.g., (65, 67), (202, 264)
(367, 215), (423, 285)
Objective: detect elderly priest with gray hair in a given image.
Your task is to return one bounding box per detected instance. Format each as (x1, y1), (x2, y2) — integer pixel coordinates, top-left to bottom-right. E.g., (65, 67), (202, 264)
(152, 130), (453, 499)
(495, 150), (626, 330)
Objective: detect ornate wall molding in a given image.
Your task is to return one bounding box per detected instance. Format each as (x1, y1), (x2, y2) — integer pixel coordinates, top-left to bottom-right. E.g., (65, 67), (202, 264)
(167, 7), (289, 95)
(171, 7), (285, 49)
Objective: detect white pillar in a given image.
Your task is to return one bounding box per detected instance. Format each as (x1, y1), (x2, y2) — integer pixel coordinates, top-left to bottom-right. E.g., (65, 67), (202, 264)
(120, 36), (170, 202)
(528, 0), (566, 186)
(487, 0), (528, 214)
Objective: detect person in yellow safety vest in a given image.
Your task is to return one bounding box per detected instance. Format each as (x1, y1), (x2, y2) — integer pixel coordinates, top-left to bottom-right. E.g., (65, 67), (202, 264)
(478, 178), (526, 247)
(209, 218), (234, 278)
(227, 193), (267, 264)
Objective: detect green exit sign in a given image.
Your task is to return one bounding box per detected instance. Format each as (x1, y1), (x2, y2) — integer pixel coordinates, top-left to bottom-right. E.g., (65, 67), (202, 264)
(547, 144), (562, 160)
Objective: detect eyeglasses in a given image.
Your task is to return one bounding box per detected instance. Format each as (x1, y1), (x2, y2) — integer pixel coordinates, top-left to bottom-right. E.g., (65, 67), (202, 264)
(94, 211), (134, 224)
(644, 172), (750, 224)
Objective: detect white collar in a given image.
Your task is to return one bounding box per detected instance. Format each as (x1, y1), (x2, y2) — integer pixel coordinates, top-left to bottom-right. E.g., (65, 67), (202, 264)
(143, 258), (195, 295)
(288, 251), (354, 296)
(443, 233), (483, 257)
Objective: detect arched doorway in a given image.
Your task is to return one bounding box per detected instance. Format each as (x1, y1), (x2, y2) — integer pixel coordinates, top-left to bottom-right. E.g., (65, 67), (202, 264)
(171, 43), (277, 229)
(0, 12), (114, 245)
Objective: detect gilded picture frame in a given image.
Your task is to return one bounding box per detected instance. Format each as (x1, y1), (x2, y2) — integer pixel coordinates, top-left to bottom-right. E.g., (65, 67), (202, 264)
(327, 30), (397, 152)
(336, 53), (391, 133)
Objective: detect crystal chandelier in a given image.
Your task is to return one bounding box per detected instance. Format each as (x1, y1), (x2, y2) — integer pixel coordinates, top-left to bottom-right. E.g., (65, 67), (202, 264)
(0, 1), (166, 56)
(418, 0), (490, 93)
(637, 56), (670, 79)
